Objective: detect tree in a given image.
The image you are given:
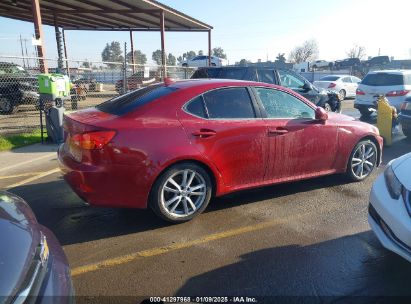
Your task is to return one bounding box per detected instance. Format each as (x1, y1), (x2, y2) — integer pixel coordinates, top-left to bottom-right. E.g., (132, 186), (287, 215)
(182, 51), (197, 61)
(346, 45), (366, 60)
(212, 47), (227, 59)
(126, 50), (147, 65)
(167, 53), (176, 66)
(152, 50), (163, 65)
(276, 53), (286, 63)
(101, 41), (124, 69)
(198, 50), (204, 56)
(288, 39), (319, 64)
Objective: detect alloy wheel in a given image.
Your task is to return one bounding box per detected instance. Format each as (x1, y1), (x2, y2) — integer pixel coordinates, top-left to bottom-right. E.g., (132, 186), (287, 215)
(351, 142), (377, 179)
(161, 169), (207, 218)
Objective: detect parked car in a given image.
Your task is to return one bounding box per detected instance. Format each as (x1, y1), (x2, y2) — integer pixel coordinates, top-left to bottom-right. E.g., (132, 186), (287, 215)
(0, 62), (39, 114)
(311, 60), (332, 70)
(191, 67), (342, 112)
(313, 75), (361, 100)
(368, 152), (411, 263)
(0, 191), (74, 302)
(334, 58), (361, 70)
(59, 79), (382, 223)
(399, 98), (411, 138)
(355, 70), (411, 117)
(364, 56), (391, 67)
(182, 55), (227, 67)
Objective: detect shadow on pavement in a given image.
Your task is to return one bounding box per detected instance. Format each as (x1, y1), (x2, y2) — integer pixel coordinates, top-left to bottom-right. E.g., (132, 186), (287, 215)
(177, 231), (411, 298)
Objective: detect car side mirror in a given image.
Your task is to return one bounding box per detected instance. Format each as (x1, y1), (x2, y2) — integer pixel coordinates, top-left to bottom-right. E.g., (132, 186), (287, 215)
(302, 82), (312, 92)
(315, 107), (328, 121)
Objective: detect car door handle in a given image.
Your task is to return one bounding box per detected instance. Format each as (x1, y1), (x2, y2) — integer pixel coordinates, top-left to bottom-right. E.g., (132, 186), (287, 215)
(192, 129), (217, 138)
(268, 128), (289, 136)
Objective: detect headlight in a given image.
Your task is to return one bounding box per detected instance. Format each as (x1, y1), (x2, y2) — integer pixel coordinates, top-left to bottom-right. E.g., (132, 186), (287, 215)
(384, 165), (403, 199)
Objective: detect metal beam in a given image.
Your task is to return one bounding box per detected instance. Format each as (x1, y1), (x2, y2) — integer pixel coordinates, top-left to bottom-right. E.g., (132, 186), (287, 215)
(208, 30), (212, 66)
(129, 30), (135, 73)
(62, 28), (70, 77)
(63, 27), (210, 32)
(31, 0), (47, 73)
(160, 10), (166, 80)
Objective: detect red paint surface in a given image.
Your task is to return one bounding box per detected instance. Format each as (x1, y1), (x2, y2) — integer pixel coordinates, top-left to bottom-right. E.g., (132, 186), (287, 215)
(58, 79), (383, 209)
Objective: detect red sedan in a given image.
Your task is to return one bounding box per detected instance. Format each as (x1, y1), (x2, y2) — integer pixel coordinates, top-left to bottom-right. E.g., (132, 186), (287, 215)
(58, 79), (383, 222)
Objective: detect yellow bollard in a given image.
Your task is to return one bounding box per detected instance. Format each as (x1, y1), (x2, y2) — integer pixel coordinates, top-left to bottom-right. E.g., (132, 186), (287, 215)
(376, 95), (393, 146)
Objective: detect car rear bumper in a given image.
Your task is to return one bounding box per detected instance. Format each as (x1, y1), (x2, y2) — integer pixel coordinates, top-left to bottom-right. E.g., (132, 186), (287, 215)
(58, 144), (150, 209)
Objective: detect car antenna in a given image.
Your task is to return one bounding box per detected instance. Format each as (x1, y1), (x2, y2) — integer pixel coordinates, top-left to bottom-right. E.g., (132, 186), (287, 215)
(164, 77), (175, 85)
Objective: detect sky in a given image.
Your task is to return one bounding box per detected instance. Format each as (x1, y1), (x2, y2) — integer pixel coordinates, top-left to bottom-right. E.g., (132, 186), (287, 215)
(0, 0), (410, 65)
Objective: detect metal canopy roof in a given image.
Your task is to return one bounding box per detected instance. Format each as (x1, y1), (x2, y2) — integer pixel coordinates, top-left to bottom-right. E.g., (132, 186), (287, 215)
(0, 0), (213, 31)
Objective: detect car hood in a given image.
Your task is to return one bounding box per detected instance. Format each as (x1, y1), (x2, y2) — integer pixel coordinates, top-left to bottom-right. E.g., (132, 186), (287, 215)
(392, 152), (411, 190)
(327, 112), (356, 121)
(0, 192), (40, 299)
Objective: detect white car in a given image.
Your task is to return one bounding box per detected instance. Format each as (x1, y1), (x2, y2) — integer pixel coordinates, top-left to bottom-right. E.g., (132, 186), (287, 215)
(368, 152), (411, 263)
(182, 55), (227, 67)
(313, 75), (361, 100)
(355, 70), (411, 117)
(311, 60), (331, 70)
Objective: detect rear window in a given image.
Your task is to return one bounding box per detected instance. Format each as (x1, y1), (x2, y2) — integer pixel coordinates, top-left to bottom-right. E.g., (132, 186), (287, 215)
(320, 76), (339, 81)
(96, 84), (178, 115)
(361, 73), (405, 86)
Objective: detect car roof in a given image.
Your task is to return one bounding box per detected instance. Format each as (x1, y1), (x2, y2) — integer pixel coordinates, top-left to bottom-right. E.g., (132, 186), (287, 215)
(367, 70), (411, 75)
(320, 74), (349, 78)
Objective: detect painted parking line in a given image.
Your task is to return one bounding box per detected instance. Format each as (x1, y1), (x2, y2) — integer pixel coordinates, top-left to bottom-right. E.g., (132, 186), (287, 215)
(71, 214), (304, 277)
(0, 152), (56, 173)
(5, 168), (60, 189)
(0, 172), (45, 180)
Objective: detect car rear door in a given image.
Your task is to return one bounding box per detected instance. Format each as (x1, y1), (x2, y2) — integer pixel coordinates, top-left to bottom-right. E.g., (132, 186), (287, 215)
(253, 87), (338, 181)
(178, 87), (268, 189)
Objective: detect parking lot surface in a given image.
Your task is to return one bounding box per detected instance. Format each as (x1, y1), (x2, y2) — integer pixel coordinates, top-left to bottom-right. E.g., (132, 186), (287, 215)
(1, 105), (411, 302)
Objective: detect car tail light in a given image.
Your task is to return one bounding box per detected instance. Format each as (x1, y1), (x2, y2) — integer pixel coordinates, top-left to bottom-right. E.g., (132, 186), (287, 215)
(71, 131), (116, 150)
(328, 83), (336, 88)
(356, 89), (365, 95)
(386, 90), (410, 97)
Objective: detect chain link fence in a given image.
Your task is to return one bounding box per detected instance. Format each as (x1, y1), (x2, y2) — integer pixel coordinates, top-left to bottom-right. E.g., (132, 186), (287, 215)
(0, 55), (196, 136)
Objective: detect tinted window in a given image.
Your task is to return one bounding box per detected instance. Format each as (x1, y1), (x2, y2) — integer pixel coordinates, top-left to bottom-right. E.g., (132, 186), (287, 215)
(361, 73), (404, 86)
(320, 76), (339, 81)
(255, 88), (315, 119)
(185, 96), (207, 118)
(218, 68), (248, 80)
(352, 76), (362, 83)
(257, 70), (275, 84)
(342, 77), (352, 83)
(278, 70), (305, 89)
(96, 84), (178, 115)
(203, 88), (256, 119)
(191, 68), (221, 79)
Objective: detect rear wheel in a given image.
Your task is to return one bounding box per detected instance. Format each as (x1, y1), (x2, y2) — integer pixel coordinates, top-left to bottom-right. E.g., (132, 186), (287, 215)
(403, 125), (411, 138)
(346, 140), (378, 181)
(339, 89), (346, 100)
(359, 109), (372, 118)
(150, 163), (213, 223)
(323, 102), (332, 112)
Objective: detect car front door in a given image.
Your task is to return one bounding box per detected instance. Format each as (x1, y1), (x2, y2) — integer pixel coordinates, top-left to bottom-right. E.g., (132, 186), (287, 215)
(178, 87), (268, 189)
(253, 87), (338, 182)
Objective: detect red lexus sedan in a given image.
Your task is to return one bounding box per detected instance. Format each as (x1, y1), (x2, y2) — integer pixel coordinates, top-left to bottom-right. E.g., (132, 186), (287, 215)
(58, 79), (383, 222)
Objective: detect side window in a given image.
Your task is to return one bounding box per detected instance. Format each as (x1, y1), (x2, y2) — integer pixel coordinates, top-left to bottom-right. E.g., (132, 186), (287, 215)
(278, 70), (305, 90)
(185, 96), (207, 118)
(257, 70), (275, 84)
(352, 77), (361, 83)
(203, 88), (256, 119)
(342, 77), (352, 83)
(192, 56), (200, 61)
(255, 88), (315, 119)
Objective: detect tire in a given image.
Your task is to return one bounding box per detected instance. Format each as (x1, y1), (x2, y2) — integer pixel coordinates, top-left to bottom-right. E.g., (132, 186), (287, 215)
(346, 140), (378, 182)
(323, 102), (332, 112)
(0, 97), (17, 115)
(403, 126), (411, 138)
(339, 89), (346, 101)
(149, 162), (213, 223)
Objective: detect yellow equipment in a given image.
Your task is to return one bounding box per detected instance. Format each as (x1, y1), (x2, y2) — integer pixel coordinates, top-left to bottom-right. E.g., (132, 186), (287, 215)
(376, 95), (393, 146)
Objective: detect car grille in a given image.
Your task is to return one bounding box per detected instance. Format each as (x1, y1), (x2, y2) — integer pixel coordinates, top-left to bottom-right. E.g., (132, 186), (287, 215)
(369, 204), (411, 255)
(12, 234), (49, 304)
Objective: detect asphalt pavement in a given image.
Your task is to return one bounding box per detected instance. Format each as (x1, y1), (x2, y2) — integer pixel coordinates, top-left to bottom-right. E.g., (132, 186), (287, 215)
(1, 103), (411, 303)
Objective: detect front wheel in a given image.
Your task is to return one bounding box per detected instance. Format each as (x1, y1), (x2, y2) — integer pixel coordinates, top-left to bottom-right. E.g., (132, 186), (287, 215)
(339, 89), (346, 100)
(346, 140), (378, 181)
(403, 126), (411, 139)
(149, 163), (212, 223)
(0, 97), (16, 114)
(323, 102), (332, 112)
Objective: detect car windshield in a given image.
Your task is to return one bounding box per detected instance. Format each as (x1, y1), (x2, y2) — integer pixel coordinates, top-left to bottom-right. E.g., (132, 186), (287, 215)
(361, 73), (405, 86)
(96, 84), (178, 115)
(0, 64), (27, 75)
(320, 76), (340, 81)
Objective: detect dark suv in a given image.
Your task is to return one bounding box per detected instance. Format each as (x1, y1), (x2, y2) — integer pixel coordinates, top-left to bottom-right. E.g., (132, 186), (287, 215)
(334, 58), (361, 70)
(191, 67), (341, 112)
(364, 56), (390, 67)
(0, 62), (39, 114)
